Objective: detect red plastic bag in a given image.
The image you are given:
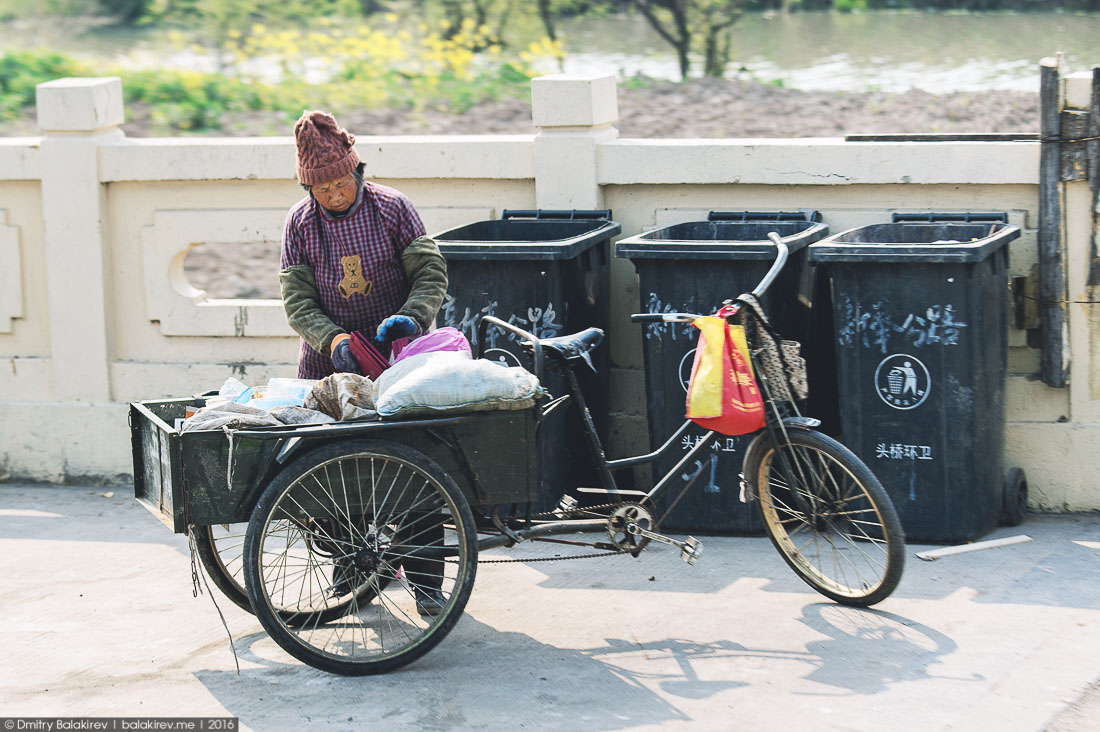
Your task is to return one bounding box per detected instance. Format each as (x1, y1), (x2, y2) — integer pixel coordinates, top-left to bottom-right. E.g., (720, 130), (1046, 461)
(684, 316), (765, 436)
(348, 332), (392, 380)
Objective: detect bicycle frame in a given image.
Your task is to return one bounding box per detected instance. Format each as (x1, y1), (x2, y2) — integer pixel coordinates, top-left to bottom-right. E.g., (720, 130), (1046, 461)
(473, 233), (802, 548)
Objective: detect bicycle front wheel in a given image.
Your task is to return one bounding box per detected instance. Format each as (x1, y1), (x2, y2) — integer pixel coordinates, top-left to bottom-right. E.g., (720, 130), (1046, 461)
(747, 428), (905, 607)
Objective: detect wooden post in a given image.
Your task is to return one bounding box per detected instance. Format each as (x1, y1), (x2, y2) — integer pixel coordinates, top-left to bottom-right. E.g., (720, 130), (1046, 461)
(1089, 67), (1100, 288)
(1038, 57), (1068, 388)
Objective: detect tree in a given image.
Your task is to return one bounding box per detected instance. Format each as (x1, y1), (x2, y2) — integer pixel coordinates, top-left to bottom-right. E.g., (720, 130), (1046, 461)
(96, 0), (151, 24)
(698, 0), (740, 77)
(358, 0), (389, 14)
(632, 1), (742, 80)
(537, 0), (556, 41)
(440, 0), (516, 44)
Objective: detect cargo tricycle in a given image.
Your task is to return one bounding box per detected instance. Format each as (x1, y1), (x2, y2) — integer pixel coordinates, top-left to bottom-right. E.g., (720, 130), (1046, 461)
(130, 235), (905, 676)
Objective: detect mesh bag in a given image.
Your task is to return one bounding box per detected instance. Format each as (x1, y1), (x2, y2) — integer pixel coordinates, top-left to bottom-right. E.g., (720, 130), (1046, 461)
(736, 293), (808, 404)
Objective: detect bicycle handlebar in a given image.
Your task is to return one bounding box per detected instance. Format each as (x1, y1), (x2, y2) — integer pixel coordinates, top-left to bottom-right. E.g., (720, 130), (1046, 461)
(755, 232), (790, 299)
(629, 313), (695, 323)
(629, 231), (790, 323)
(477, 315), (543, 382)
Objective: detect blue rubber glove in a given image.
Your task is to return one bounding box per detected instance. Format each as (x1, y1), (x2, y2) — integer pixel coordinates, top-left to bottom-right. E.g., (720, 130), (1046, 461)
(331, 339), (362, 375)
(375, 315), (418, 345)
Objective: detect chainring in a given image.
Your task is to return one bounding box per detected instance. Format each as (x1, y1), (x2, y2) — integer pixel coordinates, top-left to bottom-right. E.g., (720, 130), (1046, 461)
(606, 503), (655, 553)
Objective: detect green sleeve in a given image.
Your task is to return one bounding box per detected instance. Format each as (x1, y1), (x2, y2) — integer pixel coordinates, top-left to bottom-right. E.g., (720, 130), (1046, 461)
(397, 235), (449, 331)
(279, 264), (344, 354)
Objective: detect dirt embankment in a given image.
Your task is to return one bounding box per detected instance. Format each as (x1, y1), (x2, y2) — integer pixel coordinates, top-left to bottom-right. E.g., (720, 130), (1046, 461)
(1, 76), (1039, 139)
(314, 77), (1039, 139)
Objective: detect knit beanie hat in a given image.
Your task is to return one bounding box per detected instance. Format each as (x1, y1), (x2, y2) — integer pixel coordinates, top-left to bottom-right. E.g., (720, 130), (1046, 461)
(294, 110), (361, 186)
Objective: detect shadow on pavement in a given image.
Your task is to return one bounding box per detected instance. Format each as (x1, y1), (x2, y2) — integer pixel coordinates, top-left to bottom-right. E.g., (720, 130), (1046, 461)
(794, 603), (973, 695)
(194, 619), (691, 731)
(521, 513), (1100, 610)
(577, 603), (961, 700)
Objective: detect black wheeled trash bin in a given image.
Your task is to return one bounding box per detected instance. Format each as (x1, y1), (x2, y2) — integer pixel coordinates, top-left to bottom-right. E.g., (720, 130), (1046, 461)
(808, 212), (1024, 544)
(616, 211), (830, 533)
(432, 210), (622, 513)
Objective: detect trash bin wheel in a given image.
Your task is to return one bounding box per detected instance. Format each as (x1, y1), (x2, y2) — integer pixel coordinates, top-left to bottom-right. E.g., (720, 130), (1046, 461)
(1000, 467), (1028, 527)
(243, 439), (478, 675)
(746, 428), (905, 607)
(194, 523), (384, 626)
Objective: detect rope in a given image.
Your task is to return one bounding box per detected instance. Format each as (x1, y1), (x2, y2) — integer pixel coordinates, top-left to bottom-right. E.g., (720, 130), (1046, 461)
(1020, 293), (1100, 305)
(1040, 135), (1100, 144)
(188, 526), (241, 675)
(223, 426), (235, 492)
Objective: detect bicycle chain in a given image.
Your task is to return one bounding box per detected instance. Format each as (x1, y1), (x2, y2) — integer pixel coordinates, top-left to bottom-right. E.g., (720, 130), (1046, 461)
(534, 499), (652, 519)
(476, 549), (633, 564)
(473, 499), (650, 564)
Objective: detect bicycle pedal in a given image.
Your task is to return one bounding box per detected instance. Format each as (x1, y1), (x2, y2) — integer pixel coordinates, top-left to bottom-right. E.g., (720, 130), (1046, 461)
(680, 537), (703, 565)
(554, 494), (579, 518)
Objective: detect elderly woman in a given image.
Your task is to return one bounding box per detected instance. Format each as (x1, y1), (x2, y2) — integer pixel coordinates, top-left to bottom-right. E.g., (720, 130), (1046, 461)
(280, 110), (448, 379)
(279, 110), (449, 615)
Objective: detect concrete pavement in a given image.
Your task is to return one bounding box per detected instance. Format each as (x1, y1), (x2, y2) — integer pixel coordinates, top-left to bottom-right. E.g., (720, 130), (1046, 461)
(1, 483), (1098, 731)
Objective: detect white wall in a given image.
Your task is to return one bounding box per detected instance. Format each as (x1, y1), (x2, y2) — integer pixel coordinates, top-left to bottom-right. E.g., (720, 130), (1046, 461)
(0, 73), (1096, 513)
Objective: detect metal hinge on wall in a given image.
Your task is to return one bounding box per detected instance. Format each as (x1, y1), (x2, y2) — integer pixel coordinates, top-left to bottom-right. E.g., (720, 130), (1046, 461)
(1011, 267), (1042, 346)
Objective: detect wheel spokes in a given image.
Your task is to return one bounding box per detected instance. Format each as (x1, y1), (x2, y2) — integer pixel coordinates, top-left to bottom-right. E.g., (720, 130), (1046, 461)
(760, 441), (892, 597)
(256, 453), (465, 663)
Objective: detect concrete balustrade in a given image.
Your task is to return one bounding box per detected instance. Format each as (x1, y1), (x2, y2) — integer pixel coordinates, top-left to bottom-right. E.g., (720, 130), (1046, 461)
(0, 72), (1097, 513)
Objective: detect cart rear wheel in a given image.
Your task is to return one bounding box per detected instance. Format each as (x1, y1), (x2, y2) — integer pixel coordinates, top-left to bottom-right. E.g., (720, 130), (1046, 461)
(194, 523), (381, 625)
(194, 524), (252, 613)
(243, 439), (477, 675)
(747, 428), (905, 607)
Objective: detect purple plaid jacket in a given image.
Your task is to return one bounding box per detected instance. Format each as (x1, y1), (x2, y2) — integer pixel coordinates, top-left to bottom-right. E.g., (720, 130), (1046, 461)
(281, 182), (426, 379)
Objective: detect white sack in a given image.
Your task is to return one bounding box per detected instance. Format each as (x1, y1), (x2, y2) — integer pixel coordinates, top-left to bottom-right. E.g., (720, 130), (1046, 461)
(374, 351), (542, 418)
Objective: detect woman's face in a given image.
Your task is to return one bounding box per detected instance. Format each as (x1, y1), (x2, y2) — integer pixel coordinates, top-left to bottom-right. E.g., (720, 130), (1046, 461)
(312, 173), (357, 212)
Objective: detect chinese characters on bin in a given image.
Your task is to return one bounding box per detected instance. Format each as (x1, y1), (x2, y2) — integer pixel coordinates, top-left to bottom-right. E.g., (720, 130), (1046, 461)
(838, 296), (968, 353)
(440, 295), (564, 349)
(641, 294), (702, 342)
(875, 443), (933, 461)
(681, 434), (739, 453)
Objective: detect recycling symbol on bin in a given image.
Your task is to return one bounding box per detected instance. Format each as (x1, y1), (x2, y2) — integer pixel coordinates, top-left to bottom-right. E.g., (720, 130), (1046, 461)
(678, 348), (698, 392)
(874, 353), (931, 410)
(483, 348), (523, 369)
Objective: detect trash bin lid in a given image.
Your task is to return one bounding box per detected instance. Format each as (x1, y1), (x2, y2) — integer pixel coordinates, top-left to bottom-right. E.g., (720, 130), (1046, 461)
(433, 210), (621, 261)
(808, 213), (1020, 264)
(615, 210), (828, 260)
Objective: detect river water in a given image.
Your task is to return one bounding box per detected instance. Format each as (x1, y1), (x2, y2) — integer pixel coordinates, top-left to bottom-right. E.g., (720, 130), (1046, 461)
(560, 11), (1099, 92)
(2, 11), (1098, 94)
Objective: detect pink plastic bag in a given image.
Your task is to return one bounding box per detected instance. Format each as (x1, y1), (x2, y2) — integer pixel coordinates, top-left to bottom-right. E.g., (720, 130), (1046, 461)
(391, 327), (472, 365)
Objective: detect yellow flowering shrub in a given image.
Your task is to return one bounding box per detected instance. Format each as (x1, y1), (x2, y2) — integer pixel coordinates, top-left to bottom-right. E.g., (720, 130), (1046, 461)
(4, 17), (564, 133)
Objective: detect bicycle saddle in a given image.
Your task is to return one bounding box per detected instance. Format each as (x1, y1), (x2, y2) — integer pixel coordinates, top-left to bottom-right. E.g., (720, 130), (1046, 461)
(539, 328), (604, 371)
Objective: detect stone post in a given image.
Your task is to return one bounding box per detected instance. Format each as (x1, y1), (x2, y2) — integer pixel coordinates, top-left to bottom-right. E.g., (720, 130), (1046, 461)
(36, 77), (124, 402)
(531, 74), (618, 209)
(530, 74), (648, 465)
